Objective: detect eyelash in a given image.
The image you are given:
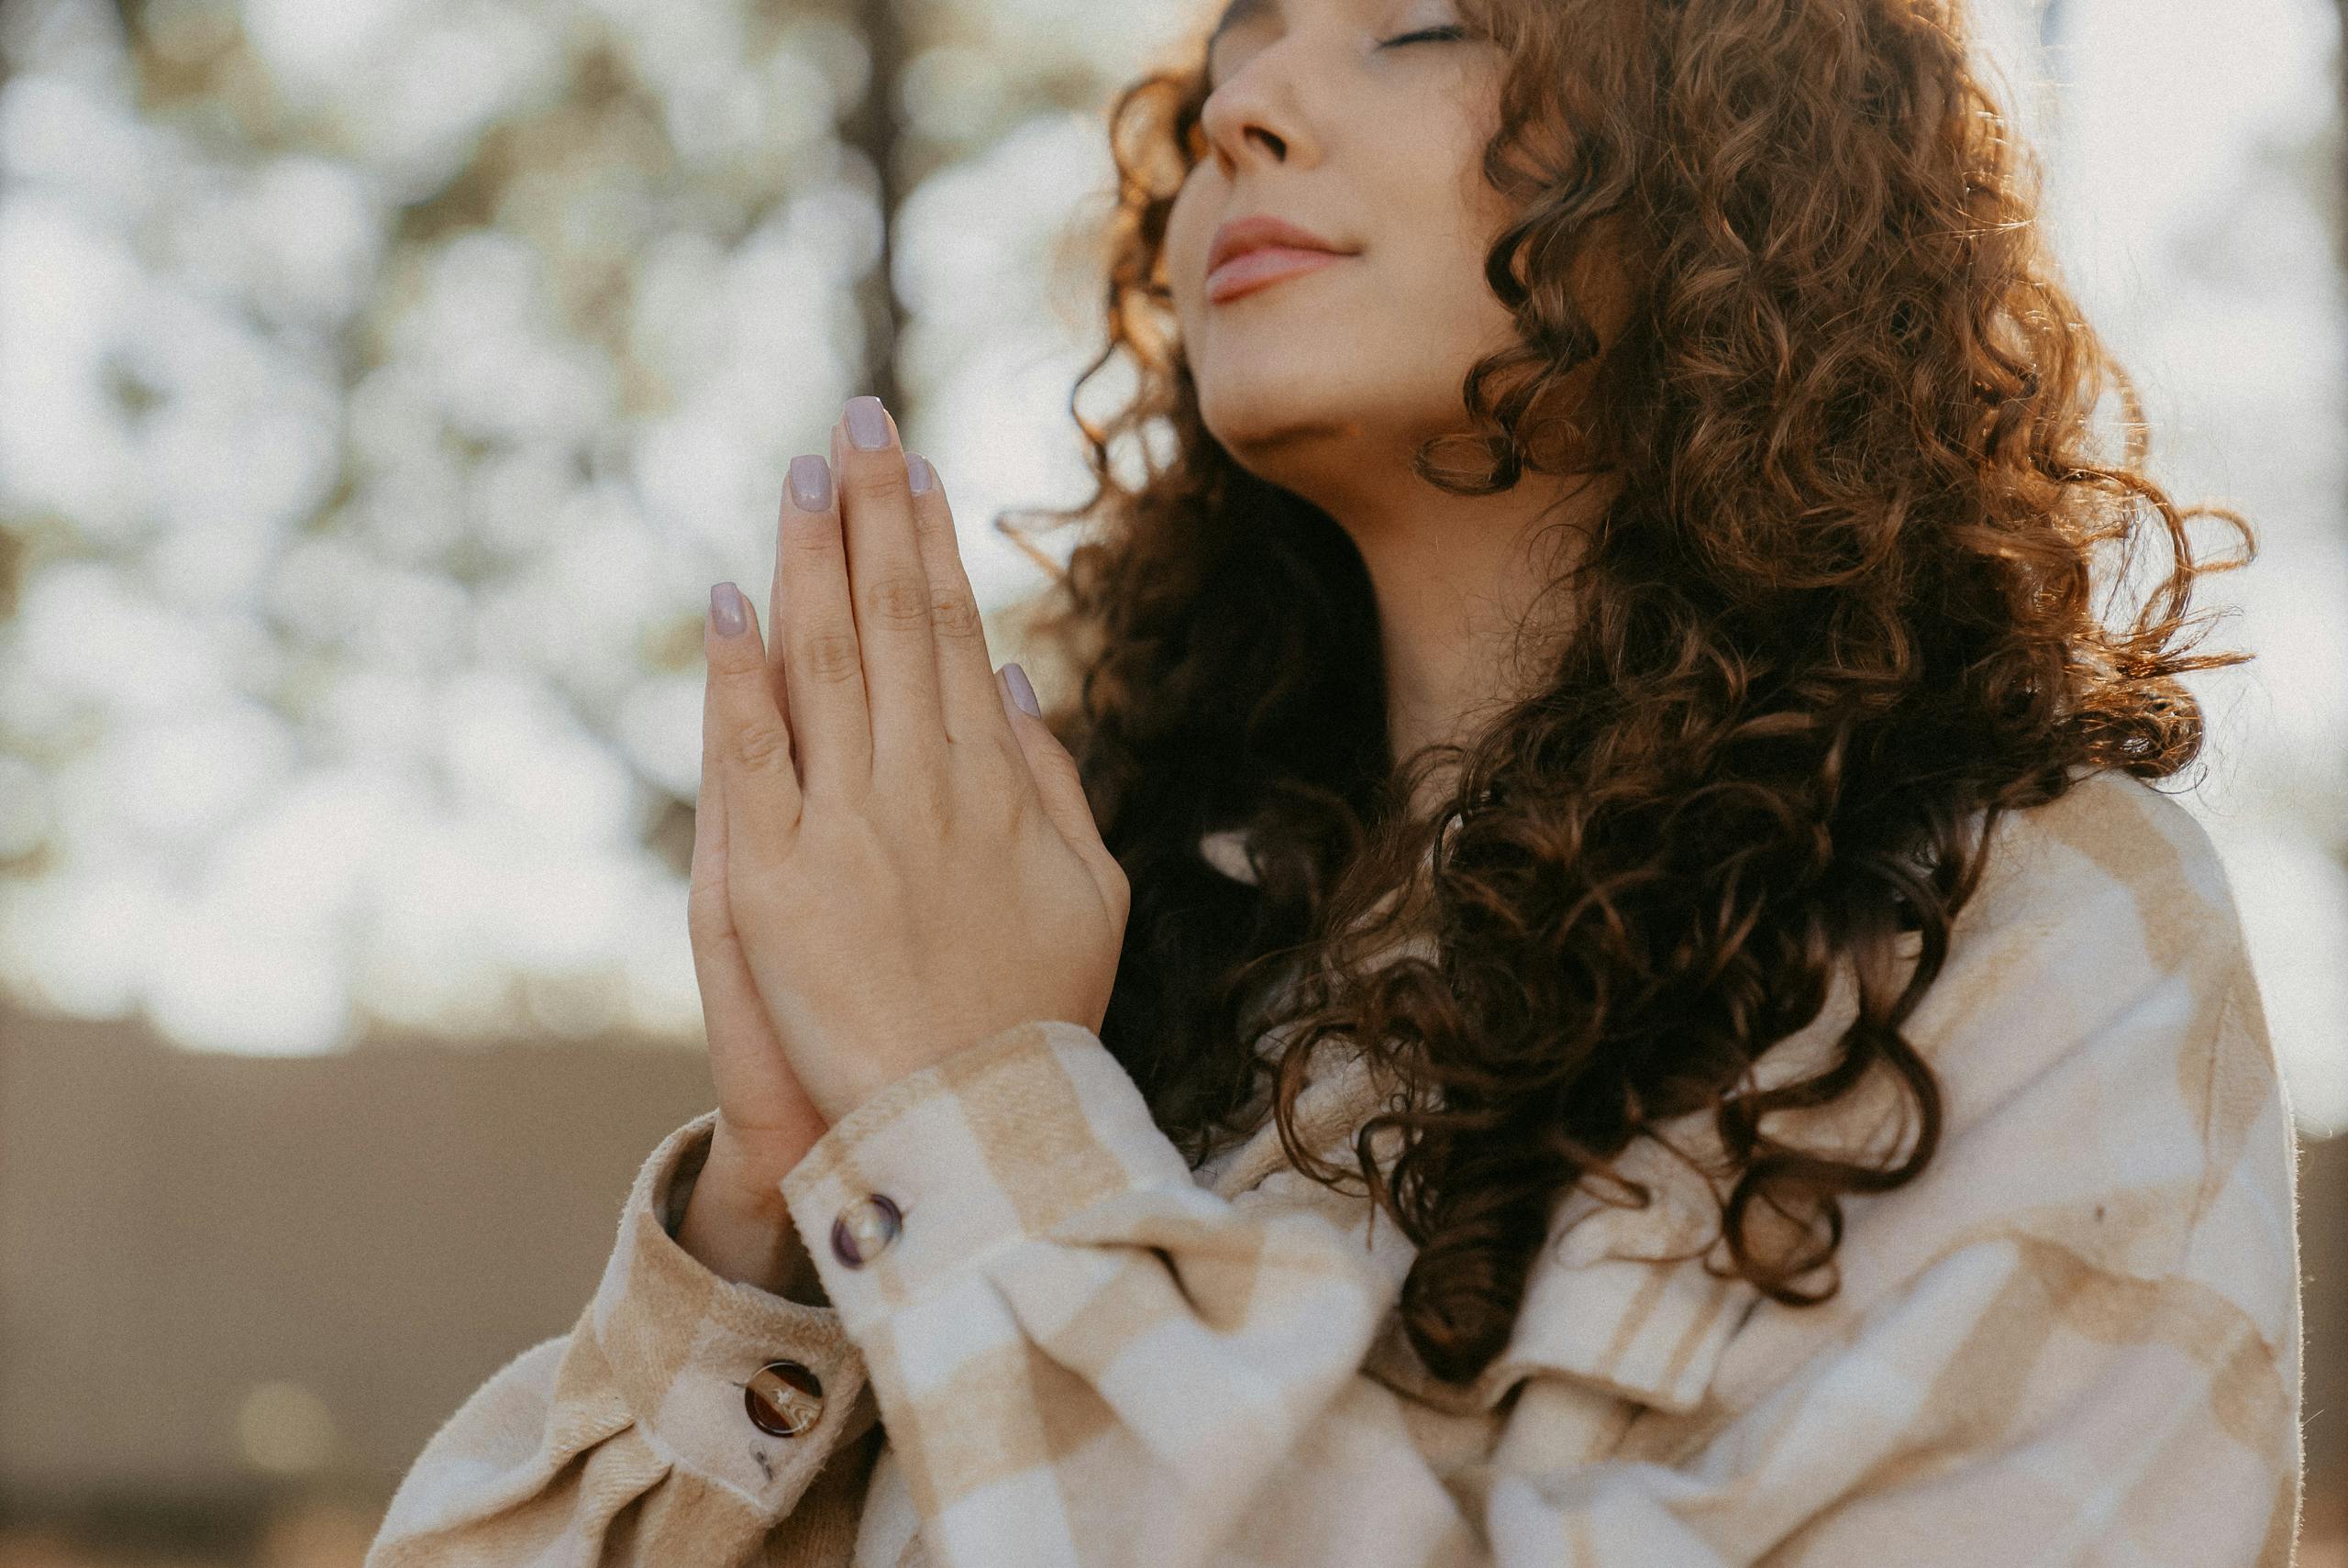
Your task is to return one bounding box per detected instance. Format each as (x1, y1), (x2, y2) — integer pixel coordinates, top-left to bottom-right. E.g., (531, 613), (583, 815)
(1205, 23), (1466, 94)
(1379, 24), (1469, 47)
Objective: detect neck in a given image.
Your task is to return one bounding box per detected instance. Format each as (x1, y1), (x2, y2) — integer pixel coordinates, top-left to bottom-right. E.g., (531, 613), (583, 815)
(1330, 458), (1616, 817)
(1219, 410), (1619, 819)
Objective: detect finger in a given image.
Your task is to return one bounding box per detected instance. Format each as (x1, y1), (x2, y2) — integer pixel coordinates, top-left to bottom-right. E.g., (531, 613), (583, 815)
(997, 662), (1125, 905)
(687, 760), (753, 1006)
(776, 449), (871, 801)
(687, 678), (733, 947)
(764, 480), (800, 777)
(705, 580), (802, 864)
(688, 769), (766, 1035)
(903, 453), (1004, 745)
(693, 666), (730, 885)
(832, 396), (947, 779)
(687, 759), (795, 1114)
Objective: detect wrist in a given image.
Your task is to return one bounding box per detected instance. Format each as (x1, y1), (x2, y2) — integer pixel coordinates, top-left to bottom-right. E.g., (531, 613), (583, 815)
(707, 1110), (818, 1209)
(676, 1161), (825, 1302)
(678, 1118), (828, 1302)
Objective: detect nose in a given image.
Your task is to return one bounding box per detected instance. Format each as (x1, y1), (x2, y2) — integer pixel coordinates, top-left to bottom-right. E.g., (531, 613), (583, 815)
(1198, 44), (1315, 171)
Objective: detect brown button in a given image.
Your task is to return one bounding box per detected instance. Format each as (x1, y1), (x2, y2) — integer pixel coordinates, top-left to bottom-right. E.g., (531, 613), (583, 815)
(745, 1359), (824, 1438)
(830, 1193), (903, 1267)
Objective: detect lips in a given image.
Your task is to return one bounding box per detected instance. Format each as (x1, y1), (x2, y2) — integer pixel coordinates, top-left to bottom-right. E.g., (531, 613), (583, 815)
(1207, 214), (1350, 273)
(1204, 214), (1357, 304)
(1205, 246), (1352, 302)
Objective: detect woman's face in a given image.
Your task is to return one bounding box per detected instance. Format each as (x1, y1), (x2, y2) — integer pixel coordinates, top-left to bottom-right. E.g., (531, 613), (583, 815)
(1165, 0), (1516, 494)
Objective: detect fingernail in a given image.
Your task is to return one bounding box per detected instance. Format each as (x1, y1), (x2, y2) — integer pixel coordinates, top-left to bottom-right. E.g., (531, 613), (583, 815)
(711, 581), (747, 636)
(788, 454), (832, 512)
(845, 395), (890, 451)
(906, 452), (933, 493)
(1002, 661), (1040, 718)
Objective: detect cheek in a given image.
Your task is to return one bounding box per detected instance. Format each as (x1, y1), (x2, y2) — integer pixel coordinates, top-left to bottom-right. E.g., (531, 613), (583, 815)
(1162, 179), (1214, 302)
(1379, 99), (1499, 250)
(1425, 127), (1522, 327)
(1384, 182), (1511, 329)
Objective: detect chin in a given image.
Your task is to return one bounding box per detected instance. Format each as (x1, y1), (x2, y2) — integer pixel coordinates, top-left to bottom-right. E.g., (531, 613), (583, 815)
(1196, 364), (1357, 440)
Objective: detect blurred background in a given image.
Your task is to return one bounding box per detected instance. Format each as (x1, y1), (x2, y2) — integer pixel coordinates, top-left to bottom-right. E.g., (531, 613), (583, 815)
(0, 0), (2339, 1562)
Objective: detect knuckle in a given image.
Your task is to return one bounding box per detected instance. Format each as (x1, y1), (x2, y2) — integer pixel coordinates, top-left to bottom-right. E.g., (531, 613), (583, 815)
(927, 588), (983, 643)
(781, 518), (842, 566)
(799, 629), (864, 684)
(727, 721), (794, 774)
(839, 462), (905, 505)
(861, 571), (932, 631)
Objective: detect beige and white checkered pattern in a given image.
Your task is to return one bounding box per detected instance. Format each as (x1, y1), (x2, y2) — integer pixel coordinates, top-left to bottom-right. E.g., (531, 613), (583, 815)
(367, 767), (2303, 1567)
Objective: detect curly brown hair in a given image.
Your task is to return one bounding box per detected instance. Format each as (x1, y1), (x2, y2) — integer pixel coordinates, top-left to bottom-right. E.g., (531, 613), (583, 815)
(988, 0), (2256, 1387)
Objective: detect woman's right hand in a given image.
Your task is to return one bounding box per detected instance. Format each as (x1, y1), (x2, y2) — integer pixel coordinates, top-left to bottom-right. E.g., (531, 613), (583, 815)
(679, 613), (832, 1297)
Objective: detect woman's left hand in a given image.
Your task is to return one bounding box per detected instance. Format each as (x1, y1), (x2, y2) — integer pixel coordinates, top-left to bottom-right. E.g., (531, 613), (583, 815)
(700, 395), (1128, 1128)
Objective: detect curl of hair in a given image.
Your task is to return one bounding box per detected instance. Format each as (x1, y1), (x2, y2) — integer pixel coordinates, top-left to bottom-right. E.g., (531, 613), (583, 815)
(992, 0), (2255, 1386)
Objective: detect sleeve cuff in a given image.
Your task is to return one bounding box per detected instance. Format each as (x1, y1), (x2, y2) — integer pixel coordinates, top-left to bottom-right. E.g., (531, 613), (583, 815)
(777, 1019), (1196, 1335)
(586, 1110), (878, 1513)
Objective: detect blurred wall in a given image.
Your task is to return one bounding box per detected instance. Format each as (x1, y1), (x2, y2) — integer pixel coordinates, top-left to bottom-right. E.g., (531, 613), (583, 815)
(0, 1003), (717, 1506)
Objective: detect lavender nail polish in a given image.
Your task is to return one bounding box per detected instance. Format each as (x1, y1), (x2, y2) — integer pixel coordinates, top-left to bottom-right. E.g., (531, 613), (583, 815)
(789, 455), (832, 512)
(711, 581), (746, 635)
(845, 395), (890, 451)
(1002, 661), (1040, 718)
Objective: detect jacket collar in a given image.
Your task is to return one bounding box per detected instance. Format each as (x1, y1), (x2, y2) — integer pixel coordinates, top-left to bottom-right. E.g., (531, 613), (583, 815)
(1207, 1032), (1756, 1418)
(1191, 823), (1888, 1417)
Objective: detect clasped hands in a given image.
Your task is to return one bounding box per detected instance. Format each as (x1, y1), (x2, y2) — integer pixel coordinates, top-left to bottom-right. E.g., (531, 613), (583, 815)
(685, 394), (1128, 1208)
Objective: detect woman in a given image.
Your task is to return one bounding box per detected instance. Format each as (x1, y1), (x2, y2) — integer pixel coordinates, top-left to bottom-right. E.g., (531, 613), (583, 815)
(366, 0), (2303, 1563)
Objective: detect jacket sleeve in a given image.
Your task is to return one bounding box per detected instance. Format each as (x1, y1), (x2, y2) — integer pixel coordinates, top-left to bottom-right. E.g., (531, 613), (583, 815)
(366, 1110), (883, 1568)
(772, 788), (2301, 1568)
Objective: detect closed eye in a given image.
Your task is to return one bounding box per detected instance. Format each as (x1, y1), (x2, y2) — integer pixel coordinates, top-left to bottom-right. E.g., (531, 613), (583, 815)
(1379, 24), (1469, 47)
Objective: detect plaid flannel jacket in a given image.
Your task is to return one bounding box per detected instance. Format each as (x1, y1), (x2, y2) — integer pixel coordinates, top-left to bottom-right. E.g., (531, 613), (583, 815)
(365, 767), (2305, 1567)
